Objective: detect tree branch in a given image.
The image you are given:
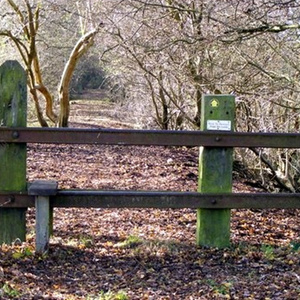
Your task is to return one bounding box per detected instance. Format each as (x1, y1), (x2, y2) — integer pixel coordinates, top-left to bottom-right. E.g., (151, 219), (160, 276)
(225, 23), (300, 35)
(7, 0), (30, 39)
(250, 147), (294, 192)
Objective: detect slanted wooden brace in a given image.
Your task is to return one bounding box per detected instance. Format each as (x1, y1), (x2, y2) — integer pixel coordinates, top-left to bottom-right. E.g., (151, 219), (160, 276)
(28, 180), (58, 254)
(197, 94), (235, 248)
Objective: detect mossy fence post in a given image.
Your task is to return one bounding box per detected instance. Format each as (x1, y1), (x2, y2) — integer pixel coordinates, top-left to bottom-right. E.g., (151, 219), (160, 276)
(197, 94), (235, 248)
(0, 60), (27, 244)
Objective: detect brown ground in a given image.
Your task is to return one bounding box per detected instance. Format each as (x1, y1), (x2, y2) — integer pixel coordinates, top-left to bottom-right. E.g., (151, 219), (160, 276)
(0, 100), (300, 299)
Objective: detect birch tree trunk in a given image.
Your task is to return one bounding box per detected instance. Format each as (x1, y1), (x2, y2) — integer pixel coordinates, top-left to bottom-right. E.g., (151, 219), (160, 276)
(58, 29), (98, 127)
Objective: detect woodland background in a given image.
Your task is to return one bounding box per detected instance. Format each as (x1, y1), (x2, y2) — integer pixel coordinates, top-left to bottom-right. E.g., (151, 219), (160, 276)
(0, 1), (300, 299)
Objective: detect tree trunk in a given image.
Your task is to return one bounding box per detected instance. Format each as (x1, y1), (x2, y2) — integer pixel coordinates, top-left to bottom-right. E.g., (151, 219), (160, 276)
(33, 57), (58, 124)
(58, 29), (98, 127)
(29, 88), (49, 127)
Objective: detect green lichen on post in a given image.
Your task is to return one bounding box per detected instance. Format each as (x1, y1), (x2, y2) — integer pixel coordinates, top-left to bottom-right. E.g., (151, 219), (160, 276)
(197, 94), (235, 248)
(0, 61), (27, 244)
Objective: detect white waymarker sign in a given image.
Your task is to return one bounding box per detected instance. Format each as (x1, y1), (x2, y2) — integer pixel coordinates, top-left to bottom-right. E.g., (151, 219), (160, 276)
(207, 120), (231, 131)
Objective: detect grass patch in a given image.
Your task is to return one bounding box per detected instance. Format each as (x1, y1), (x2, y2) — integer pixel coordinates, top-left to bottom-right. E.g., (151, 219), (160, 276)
(0, 283), (20, 298)
(114, 235), (143, 249)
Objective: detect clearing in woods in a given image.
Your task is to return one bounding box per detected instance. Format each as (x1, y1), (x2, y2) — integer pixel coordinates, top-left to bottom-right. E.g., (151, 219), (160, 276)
(1, 99), (300, 299)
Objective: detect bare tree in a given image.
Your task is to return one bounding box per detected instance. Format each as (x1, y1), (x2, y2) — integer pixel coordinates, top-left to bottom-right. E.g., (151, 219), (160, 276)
(0, 0), (101, 127)
(99, 0), (300, 190)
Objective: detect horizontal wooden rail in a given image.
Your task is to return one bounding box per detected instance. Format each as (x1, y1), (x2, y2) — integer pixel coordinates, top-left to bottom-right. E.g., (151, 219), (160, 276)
(1, 127), (300, 148)
(1, 190), (300, 209)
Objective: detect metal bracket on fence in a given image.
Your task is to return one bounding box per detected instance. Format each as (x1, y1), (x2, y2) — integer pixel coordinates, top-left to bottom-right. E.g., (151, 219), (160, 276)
(28, 180), (58, 254)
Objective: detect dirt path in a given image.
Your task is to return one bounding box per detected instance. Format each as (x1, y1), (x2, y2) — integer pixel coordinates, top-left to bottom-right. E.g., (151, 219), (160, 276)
(69, 100), (135, 129)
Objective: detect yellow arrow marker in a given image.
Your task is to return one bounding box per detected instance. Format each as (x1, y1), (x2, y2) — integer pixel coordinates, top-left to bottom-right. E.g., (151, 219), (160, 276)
(211, 99), (219, 108)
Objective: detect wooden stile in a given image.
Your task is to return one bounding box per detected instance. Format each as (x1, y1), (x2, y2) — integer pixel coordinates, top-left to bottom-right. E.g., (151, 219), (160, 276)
(0, 61), (27, 244)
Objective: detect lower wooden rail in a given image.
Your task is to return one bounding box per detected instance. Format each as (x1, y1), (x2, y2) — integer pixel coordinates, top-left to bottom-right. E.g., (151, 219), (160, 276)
(1, 190), (300, 209)
(1, 180), (299, 253)
(52, 190), (300, 209)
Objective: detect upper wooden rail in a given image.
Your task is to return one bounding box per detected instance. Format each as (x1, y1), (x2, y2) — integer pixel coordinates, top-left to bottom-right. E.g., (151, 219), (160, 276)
(1, 127), (300, 148)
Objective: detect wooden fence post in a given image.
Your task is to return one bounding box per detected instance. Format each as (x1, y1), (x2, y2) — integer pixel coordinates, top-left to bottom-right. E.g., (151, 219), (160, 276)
(0, 61), (27, 244)
(197, 94), (235, 248)
(28, 180), (58, 254)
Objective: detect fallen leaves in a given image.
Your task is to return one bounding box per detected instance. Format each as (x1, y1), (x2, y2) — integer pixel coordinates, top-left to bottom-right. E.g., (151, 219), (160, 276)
(1, 236), (300, 298)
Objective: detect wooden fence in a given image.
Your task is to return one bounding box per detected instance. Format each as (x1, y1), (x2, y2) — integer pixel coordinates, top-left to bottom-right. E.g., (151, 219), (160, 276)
(1, 61), (300, 253)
